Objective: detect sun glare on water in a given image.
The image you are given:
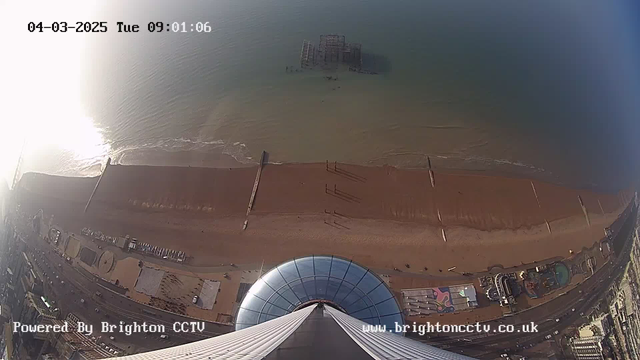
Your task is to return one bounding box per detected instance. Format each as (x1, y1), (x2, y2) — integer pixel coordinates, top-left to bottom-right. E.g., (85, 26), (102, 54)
(0, 1), (109, 188)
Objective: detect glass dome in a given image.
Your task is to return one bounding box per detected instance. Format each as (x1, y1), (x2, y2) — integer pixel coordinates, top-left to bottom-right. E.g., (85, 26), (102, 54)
(235, 255), (404, 333)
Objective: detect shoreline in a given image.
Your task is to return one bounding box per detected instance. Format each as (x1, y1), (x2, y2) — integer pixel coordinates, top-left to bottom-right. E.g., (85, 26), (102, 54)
(32, 155), (634, 194)
(18, 161), (634, 225)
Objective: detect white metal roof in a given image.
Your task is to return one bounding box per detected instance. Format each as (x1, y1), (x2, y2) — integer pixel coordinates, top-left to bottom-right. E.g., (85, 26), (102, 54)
(109, 304), (314, 360)
(325, 305), (476, 360)
(108, 303), (474, 360)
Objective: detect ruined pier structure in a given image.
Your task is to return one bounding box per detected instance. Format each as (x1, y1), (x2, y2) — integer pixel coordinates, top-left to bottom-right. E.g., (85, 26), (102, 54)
(300, 35), (362, 70)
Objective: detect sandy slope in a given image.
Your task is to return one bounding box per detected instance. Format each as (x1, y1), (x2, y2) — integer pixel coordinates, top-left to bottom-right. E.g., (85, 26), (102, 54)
(15, 163), (633, 273)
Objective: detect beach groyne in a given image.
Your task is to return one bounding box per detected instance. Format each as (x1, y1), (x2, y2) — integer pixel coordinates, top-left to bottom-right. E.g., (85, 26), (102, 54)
(13, 162), (635, 273)
(16, 162), (632, 232)
(246, 151), (266, 217)
(84, 157), (111, 213)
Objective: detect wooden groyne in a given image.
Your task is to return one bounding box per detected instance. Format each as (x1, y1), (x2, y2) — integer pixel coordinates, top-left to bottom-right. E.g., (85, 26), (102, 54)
(84, 157), (111, 214)
(246, 151), (267, 218)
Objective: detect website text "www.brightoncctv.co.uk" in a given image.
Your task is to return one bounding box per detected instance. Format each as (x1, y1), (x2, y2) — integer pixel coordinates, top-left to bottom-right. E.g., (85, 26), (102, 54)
(362, 322), (539, 336)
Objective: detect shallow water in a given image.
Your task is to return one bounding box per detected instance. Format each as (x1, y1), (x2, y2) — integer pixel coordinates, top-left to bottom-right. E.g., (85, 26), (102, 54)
(15, 0), (640, 191)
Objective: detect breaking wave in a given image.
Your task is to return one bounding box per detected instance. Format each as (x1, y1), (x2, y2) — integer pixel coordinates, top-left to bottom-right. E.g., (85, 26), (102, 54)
(366, 151), (547, 175)
(109, 137), (256, 165)
(434, 155), (547, 172)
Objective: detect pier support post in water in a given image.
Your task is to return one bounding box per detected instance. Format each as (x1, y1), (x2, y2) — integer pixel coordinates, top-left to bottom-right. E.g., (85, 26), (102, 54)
(84, 157), (111, 214)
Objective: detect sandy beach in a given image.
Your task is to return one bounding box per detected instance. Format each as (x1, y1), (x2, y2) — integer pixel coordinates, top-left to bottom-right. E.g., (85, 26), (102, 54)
(16, 163), (634, 274)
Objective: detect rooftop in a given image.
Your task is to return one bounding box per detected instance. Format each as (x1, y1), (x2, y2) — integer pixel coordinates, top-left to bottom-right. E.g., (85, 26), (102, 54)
(236, 255), (404, 333)
(26, 292), (56, 318)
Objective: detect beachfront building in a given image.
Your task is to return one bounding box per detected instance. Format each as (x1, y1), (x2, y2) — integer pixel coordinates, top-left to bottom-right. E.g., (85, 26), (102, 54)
(571, 336), (606, 360)
(494, 273), (515, 307)
(109, 256), (473, 359)
(402, 284), (479, 316)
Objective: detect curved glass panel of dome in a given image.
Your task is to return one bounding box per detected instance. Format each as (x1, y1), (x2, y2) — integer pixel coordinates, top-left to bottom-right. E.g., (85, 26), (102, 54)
(235, 255), (404, 334)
